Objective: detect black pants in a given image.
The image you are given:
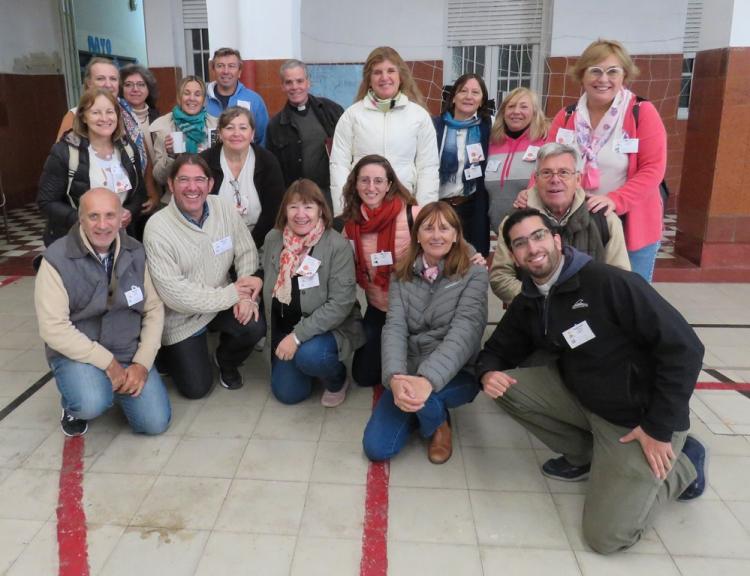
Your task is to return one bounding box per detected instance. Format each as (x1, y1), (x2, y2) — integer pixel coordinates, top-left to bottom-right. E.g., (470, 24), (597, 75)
(159, 307), (266, 399)
(445, 188), (490, 257)
(351, 306), (386, 387)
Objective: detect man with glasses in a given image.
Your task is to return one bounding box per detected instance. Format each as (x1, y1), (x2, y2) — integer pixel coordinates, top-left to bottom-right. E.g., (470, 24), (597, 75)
(206, 47), (269, 146)
(477, 207), (707, 554)
(144, 154), (265, 398)
(490, 142), (629, 305)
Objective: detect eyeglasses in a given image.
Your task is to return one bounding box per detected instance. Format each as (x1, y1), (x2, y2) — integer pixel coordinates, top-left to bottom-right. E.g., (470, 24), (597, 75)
(510, 227), (551, 251)
(175, 176), (209, 185)
(585, 66), (624, 79)
(123, 81), (147, 89)
(537, 169), (576, 181)
(214, 63), (240, 71)
(357, 177), (388, 187)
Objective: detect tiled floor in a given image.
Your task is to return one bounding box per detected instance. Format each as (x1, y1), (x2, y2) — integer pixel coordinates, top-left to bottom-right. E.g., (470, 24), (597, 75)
(1, 275), (749, 575)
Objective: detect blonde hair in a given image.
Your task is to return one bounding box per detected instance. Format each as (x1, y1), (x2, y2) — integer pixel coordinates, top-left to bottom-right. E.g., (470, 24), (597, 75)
(569, 39), (639, 82)
(73, 88), (124, 141)
(490, 87), (548, 144)
(355, 46), (426, 109)
(394, 201), (471, 282)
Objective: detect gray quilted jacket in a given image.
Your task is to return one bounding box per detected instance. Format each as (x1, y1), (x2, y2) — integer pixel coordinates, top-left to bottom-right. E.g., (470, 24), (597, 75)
(382, 259), (488, 391)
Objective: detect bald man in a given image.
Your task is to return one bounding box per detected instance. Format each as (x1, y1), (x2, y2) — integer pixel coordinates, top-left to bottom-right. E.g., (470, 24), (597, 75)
(35, 188), (171, 436)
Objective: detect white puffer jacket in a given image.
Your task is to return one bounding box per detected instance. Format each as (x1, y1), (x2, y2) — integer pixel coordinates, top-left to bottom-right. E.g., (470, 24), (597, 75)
(329, 93), (439, 215)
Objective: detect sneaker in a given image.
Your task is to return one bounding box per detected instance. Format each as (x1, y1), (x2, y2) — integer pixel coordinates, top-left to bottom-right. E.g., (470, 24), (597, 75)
(541, 456), (591, 482)
(213, 350), (244, 390)
(60, 408), (88, 437)
(678, 434), (708, 501)
(321, 378), (349, 408)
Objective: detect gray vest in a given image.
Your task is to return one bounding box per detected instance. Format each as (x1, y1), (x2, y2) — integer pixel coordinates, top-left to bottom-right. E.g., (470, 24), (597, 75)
(43, 225), (147, 364)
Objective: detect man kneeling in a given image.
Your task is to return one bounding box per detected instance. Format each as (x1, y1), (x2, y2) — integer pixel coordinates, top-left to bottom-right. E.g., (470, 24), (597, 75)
(477, 208), (707, 554)
(35, 188), (171, 436)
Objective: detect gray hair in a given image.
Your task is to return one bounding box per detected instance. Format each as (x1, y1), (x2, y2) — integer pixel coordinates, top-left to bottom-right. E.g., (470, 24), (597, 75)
(536, 142), (579, 168)
(279, 59), (309, 80)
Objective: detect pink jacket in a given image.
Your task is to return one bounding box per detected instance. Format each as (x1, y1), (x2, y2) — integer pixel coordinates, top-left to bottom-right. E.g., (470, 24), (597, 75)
(548, 96), (666, 251)
(344, 205), (420, 312)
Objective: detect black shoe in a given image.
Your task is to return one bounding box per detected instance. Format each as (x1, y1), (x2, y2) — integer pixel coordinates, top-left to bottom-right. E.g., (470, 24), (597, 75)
(213, 350), (243, 390)
(60, 409), (88, 437)
(678, 435), (708, 501)
(541, 456), (591, 482)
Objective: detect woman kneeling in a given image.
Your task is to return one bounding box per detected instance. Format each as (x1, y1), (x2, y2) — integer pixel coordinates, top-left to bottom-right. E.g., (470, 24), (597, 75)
(262, 180), (365, 406)
(363, 202), (488, 464)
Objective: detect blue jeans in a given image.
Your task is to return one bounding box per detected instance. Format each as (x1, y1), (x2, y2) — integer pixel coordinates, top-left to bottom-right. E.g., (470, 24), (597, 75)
(628, 241), (660, 282)
(51, 356), (171, 435)
(362, 369), (479, 461)
(271, 332), (346, 405)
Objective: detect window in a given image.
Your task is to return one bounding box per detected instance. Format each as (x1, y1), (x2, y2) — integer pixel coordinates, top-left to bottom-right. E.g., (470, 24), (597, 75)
(185, 28), (210, 81)
(678, 55), (694, 120)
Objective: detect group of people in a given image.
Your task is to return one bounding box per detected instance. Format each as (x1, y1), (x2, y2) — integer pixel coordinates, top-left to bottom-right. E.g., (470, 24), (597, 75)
(34, 38), (707, 555)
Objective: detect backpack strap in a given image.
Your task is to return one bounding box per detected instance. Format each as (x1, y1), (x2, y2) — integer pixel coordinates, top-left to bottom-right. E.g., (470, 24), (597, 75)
(563, 103), (577, 127)
(591, 209), (610, 247)
(66, 145), (80, 209)
(406, 204), (415, 231)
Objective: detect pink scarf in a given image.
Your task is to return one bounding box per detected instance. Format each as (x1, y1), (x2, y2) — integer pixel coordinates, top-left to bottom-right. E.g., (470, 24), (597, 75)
(273, 220), (325, 304)
(574, 88), (632, 190)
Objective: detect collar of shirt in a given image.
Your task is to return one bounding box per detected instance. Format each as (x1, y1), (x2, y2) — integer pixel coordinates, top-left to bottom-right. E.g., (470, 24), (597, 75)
(179, 201), (210, 228)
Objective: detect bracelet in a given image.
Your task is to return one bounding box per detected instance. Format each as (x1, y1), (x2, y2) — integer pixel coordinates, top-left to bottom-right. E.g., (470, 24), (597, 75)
(292, 333), (301, 346)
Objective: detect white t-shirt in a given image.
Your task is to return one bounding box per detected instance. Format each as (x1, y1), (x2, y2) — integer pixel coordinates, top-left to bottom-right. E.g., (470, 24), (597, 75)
(88, 146), (132, 205)
(217, 147), (261, 231)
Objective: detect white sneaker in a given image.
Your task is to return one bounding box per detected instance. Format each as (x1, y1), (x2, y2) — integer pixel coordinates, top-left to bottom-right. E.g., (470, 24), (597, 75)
(321, 378), (349, 407)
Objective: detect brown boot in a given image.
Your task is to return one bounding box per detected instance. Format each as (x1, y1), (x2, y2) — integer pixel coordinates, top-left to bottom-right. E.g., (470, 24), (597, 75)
(428, 419), (453, 464)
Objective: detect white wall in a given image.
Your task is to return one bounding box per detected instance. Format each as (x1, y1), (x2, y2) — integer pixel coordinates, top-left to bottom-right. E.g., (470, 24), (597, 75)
(549, 0), (687, 56)
(0, 0), (63, 74)
(730, 0), (750, 47)
(144, 0), (185, 68)
(207, 0), (300, 59)
(73, 0), (148, 64)
(301, 0), (444, 62)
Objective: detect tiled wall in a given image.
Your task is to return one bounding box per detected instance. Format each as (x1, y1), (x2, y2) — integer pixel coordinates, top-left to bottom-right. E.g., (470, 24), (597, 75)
(676, 47), (750, 267)
(0, 73), (68, 208)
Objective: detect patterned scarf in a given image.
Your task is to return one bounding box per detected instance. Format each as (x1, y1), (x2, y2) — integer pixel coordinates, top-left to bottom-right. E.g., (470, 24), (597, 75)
(421, 255), (440, 283)
(172, 105), (208, 154)
(439, 112), (482, 195)
(118, 97), (147, 168)
(573, 88), (632, 190)
(273, 220), (326, 304)
(344, 197), (403, 290)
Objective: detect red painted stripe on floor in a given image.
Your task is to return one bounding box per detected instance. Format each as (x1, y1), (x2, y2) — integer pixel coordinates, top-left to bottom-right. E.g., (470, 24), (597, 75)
(696, 381), (750, 391)
(57, 436), (89, 576)
(360, 384), (389, 576)
(0, 275), (22, 287)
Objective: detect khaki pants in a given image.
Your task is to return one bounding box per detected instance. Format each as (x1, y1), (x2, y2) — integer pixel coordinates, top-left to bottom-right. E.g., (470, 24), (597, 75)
(497, 365), (697, 554)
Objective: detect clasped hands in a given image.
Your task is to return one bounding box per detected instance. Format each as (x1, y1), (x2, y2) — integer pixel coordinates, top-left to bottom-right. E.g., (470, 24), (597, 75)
(390, 374), (433, 412)
(233, 276), (263, 325)
(106, 358), (148, 397)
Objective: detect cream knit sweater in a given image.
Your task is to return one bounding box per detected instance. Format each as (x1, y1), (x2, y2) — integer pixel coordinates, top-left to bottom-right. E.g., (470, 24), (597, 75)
(144, 195), (258, 345)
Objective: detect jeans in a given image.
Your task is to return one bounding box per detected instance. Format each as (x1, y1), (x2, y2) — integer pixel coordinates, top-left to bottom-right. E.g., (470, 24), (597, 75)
(159, 306), (266, 399)
(628, 241), (660, 282)
(352, 306), (386, 387)
(51, 356), (171, 435)
(362, 369), (479, 461)
(271, 332), (347, 405)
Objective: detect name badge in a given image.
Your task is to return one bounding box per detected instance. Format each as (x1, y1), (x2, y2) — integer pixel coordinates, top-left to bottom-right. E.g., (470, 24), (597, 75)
(615, 138), (639, 154)
(370, 251), (394, 267)
(114, 177), (132, 195)
(464, 164), (483, 180)
(562, 321), (596, 349)
(522, 145), (540, 162)
(466, 143), (485, 164)
(296, 255), (321, 277)
(298, 273), (320, 290)
(556, 128), (576, 146)
(212, 236), (233, 256)
(124, 285), (144, 307)
(486, 158), (502, 172)
(237, 100), (252, 111)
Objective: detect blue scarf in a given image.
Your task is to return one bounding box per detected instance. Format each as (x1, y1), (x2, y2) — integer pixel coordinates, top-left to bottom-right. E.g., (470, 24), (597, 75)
(438, 112), (482, 195)
(172, 105), (208, 153)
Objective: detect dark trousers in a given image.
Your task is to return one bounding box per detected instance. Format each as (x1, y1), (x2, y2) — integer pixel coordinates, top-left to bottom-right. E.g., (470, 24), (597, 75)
(159, 307), (266, 399)
(447, 187), (490, 256)
(352, 306), (387, 387)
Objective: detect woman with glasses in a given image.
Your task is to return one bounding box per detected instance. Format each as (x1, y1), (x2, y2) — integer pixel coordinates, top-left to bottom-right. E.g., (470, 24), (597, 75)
(200, 106), (285, 248)
(151, 76), (218, 187)
(546, 39), (667, 281)
(341, 155), (419, 388)
(329, 46), (439, 217)
(486, 87), (548, 234)
(362, 202), (488, 464)
(433, 73), (493, 256)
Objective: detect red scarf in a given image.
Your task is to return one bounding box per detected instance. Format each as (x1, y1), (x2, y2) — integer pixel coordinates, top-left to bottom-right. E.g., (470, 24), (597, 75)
(345, 197), (403, 290)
